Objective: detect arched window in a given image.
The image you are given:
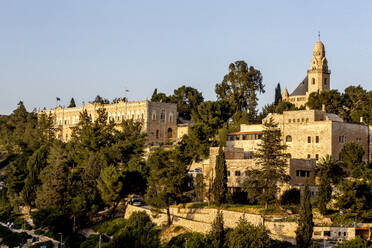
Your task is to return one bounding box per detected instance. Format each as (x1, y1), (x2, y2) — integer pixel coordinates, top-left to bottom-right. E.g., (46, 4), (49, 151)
(167, 128), (172, 139)
(169, 112), (173, 122)
(324, 78), (327, 85)
(152, 111), (156, 121)
(156, 130), (159, 139)
(160, 109), (166, 122)
(312, 78), (315, 85)
(286, 135), (292, 143)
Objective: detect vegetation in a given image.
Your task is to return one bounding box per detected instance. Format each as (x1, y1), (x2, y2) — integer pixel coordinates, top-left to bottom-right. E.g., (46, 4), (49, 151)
(333, 237), (372, 248)
(243, 117), (290, 208)
(295, 182), (314, 248)
(212, 147), (228, 206)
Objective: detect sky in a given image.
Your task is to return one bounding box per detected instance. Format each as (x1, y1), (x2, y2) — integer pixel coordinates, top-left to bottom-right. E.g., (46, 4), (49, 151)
(0, 1), (371, 114)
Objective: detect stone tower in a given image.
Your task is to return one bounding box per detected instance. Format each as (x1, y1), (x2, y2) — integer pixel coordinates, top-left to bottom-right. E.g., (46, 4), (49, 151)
(307, 37), (330, 94)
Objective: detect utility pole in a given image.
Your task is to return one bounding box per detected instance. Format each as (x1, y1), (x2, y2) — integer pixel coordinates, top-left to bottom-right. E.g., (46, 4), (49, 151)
(99, 234), (102, 248)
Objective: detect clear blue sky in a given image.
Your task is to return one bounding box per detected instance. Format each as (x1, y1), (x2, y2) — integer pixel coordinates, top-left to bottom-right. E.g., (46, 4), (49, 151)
(1, 1), (371, 114)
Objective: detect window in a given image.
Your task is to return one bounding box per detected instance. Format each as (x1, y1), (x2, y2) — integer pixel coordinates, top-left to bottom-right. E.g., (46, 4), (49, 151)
(314, 231), (321, 236)
(286, 135), (292, 143)
(315, 154), (319, 160)
(316, 136), (319, 143)
(307, 136), (311, 143)
(312, 78), (316, 85)
(235, 171), (241, 176)
(324, 231), (331, 237)
(339, 136), (346, 143)
(324, 78), (328, 85)
(344, 232), (347, 237)
(356, 138), (361, 143)
(293, 119), (296, 123)
(307, 154), (311, 159)
(156, 130), (159, 139)
(288, 119), (291, 123)
(152, 111), (156, 121)
(301, 118), (304, 122)
(160, 109), (166, 122)
(167, 128), (172, 139)
(296, 170), (310, 177)
(306, 118), (309, 122)
(169, 112), (173, 122)
(227, 171), (231, 177)
(297, 119), (300, 122)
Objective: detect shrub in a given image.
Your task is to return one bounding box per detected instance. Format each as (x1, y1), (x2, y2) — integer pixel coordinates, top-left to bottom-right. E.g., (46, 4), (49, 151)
(167, 232), (206, 248)
(30, 240), (54, 248)
(333, 236), (372, 248)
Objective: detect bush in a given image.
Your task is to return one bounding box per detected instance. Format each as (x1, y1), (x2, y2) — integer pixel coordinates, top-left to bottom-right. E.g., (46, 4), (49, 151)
(108, 211), (160, 248)
(0, 225), (31, 248)
(95, 218), (127, 236)
(333, 236), (372, 247)
(31, 208), (72, 234)
(167, 232), (206, 248)
(280, 188), (300, 205)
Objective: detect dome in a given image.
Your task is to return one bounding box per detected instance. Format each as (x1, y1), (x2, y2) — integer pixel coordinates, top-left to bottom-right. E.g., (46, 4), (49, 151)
(313, 40), (325, 57)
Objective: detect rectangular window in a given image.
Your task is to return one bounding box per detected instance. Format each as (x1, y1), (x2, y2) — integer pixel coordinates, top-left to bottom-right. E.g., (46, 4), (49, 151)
(227, 171), (231, 177)
(308, 136), (311, 143)
(315, 154), (319, 160)
(316, 136), (319, 143)
(235, 171), (241, 176)
(296, 170), (300, 177)
(306, 171), (310, 177)
(307, 154), (311, 159)
(324, 231), (331, 237)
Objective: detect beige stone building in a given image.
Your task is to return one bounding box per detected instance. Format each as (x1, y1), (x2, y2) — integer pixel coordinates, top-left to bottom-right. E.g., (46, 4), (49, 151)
(202, 109), (371, 195)
(41, 100), (177, 144)
(282, 37), (331, 107)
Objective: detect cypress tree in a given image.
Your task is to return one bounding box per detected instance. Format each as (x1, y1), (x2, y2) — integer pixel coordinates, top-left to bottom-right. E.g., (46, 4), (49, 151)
(212, 146), (227, 206)
(209, 210), (225, 248)
(274, 83), (282, 105)
(296, 182), (314, 248)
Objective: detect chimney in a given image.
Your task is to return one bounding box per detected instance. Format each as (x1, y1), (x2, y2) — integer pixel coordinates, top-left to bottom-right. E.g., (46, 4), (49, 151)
(322, 104), (326, 112)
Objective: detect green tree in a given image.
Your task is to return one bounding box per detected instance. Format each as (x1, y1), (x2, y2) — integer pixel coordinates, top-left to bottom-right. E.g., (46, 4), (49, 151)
(97, 165), (125, 218)
(170, 85), (204, 121)
(295, 182), (314, 248)
(151, 88), (170, 103)
(215, 60), (265, 123)
(274, 83), (282, 105)
(68, 97), (76, 108)
(243, 117), (289, 208)
(212, 147), (227, 206)
(316, 155), (343, 215)
(226, 216), (271, 248)
(208, 210), (225, 248)
(110, 211), (160, 248)
(306, 90), (345, 116)
(145, 148), (191, 226)
(35, 142), (68, 209)
(21, 145), (49, 208)
(194, 173), (205, 202)
(340, 141), (366, 178)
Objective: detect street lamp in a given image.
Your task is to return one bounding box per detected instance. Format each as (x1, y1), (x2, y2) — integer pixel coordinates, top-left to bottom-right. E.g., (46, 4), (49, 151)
(58, 232), (63, 248)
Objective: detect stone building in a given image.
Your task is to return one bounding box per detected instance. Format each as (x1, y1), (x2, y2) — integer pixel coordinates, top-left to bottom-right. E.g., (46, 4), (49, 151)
(41, 100), (177, 144)
(203, 109), (371, 195)
(282, 37), (331, 107)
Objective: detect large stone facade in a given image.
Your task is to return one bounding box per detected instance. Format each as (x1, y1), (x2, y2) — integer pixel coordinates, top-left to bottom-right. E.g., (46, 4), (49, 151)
(41, 100), (177, 144)
(205, 109), (371, 193)
(282, 37), (331, 107)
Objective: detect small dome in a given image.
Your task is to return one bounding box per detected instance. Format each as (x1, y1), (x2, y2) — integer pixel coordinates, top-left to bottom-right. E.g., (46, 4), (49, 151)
(313, 40), (325, 57)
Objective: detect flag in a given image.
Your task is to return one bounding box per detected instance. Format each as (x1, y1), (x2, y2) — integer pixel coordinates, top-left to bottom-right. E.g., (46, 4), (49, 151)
(56, 97), (61, 101)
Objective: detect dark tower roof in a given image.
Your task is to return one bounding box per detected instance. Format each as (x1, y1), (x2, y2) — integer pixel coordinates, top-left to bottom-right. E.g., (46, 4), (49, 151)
(290, 76), (308, 96)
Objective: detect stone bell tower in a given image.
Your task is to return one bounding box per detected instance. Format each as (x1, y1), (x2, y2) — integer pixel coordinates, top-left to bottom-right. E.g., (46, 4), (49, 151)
(307, 34), (330, 94)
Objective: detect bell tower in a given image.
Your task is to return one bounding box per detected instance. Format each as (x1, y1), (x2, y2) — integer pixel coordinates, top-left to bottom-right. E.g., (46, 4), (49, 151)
(307, 34), (330, 94)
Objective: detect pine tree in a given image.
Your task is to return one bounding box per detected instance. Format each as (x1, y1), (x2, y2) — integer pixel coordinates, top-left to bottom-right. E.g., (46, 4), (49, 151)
(68, 97), (76, 108)
(212, 146), (227, 206)
(243, 117), (289, 208)
(296, 182), (314, 248)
